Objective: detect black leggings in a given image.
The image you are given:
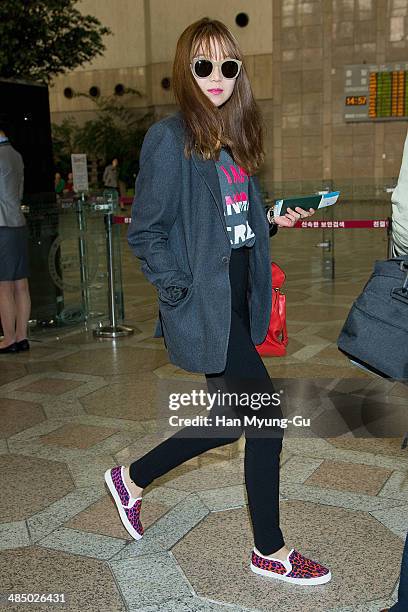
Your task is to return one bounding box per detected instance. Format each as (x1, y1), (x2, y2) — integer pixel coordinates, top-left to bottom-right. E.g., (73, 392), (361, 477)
(130, 246), (285, 555)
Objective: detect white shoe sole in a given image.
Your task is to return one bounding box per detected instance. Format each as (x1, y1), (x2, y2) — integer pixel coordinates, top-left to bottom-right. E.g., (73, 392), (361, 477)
(251, 563), (331, 585)
(104, 469), (143, 541)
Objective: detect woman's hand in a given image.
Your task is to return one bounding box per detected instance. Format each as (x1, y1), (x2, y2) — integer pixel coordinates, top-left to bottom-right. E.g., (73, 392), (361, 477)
(274, 207), (315, 228)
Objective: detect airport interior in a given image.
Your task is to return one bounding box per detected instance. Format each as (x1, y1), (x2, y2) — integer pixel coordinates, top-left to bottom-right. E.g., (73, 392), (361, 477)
(1, 1), (408, 611)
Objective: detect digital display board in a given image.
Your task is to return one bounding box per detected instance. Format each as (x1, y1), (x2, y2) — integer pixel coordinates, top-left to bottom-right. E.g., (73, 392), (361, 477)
(345, 95), (367, 106)
(344, 63), (408, 122)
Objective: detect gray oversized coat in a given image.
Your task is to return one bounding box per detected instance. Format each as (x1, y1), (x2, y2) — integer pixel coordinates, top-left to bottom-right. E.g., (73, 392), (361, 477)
(127, 111), (275, 374)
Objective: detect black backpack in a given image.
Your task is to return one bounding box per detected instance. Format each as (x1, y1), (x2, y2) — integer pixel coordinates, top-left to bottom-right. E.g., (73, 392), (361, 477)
(337, 257), (408, 381)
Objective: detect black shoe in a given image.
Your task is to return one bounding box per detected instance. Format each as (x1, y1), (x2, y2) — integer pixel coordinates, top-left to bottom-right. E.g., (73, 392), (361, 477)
(0, 343), (18, 354)
(16, 339), (30, 351)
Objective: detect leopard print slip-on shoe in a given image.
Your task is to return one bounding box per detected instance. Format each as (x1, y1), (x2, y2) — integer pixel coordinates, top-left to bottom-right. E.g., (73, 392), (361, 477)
(104, 466), (144, 540)
(250, 547), (331, 585)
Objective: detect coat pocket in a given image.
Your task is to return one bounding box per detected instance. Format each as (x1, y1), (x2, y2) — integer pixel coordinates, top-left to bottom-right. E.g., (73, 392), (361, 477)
(158, 283), (199, 360)
(158, 283), (194, 308)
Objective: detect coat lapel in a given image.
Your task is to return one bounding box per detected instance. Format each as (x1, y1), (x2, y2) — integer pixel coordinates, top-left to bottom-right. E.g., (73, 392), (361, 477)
(248, 177), (267, 237)
(191, 151), (226, 228)
(171, 111), (227, 234)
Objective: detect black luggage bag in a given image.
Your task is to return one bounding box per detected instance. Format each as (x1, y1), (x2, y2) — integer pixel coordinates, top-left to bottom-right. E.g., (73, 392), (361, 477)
(337, 257), (408, 381)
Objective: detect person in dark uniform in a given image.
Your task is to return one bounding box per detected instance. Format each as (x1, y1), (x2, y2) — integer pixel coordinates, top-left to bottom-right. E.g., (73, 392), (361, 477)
(0, 122), (31, 354)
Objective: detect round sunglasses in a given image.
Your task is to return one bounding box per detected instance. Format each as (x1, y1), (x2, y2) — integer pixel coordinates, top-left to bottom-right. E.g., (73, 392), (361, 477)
(190, 57), (242, 80)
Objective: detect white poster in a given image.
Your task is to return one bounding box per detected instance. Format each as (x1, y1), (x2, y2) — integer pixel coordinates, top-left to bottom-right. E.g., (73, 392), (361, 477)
(71, 154), (89, 193)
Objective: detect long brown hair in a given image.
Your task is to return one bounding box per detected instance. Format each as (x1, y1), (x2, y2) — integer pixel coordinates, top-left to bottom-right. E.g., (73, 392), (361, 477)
(172, 17), (265, 175)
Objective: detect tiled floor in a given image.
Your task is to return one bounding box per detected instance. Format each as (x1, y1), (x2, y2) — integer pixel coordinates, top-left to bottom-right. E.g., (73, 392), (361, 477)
(1, 202), (407, 611)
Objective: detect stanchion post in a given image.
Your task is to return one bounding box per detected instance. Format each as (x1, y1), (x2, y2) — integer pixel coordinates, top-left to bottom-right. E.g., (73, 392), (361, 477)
(93, 211), (134, 338)
(387, 216), (394, 258)
(77, 192), (91, 320)
(314, 186), (335, 281)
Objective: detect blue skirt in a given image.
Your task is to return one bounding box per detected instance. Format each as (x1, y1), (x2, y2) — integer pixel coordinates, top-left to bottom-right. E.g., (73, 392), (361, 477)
(0, 225), (29, 281)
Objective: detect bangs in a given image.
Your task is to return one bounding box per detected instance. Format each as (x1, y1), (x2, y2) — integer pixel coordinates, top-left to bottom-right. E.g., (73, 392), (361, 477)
(190, 28), (237, 60)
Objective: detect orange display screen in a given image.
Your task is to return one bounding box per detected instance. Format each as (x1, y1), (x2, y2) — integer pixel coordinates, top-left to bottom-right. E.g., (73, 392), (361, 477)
(345, 96), (367, 106)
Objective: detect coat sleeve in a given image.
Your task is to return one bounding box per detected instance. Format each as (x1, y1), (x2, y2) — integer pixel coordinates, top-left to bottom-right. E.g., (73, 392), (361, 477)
(264, 205), (279, 237)
(252, 174), (279, 238)
(391, 131), (408, 256)
(127, 121), (192, 303)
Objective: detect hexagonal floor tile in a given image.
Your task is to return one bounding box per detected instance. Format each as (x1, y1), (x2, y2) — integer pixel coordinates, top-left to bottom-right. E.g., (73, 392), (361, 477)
(19, 378), (84, 395)
(0, 399), (45, 438)
(154, 455), (244, 492)
(82, 375), (158, 420)
(65, 494), (170, 540)
(39, 424), (118, 449)
(57, 347), (168, 376)
(304, 459), (392, 496)
(0, 455), (75, 521)
(172, 500), (403, 611)
(327, 436), (408, 458)
(0, 362), (27, 385)
(0, 547), (125, 611)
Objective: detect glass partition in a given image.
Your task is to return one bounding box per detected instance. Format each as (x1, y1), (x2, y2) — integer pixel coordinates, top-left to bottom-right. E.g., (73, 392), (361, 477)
(23, 190), (125, 338)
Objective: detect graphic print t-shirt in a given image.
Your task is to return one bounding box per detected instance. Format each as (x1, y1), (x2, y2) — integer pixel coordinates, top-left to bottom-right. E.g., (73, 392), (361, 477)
(214, 148), (256, 249)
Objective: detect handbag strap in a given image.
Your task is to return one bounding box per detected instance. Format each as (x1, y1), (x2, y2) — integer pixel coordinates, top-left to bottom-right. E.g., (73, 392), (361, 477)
(391, 260), (408, 305)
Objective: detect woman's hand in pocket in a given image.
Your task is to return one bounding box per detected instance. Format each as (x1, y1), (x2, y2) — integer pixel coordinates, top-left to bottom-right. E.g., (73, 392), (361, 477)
(158, 285), (189, 305)
(165, 286), (189, 301)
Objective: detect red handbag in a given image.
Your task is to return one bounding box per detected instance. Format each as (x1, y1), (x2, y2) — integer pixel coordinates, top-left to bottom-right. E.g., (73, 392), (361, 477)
(256, 262), (288, 357)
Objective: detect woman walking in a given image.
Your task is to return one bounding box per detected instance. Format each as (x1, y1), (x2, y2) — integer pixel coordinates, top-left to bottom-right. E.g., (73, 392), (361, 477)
(105, 17), (331, 586)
